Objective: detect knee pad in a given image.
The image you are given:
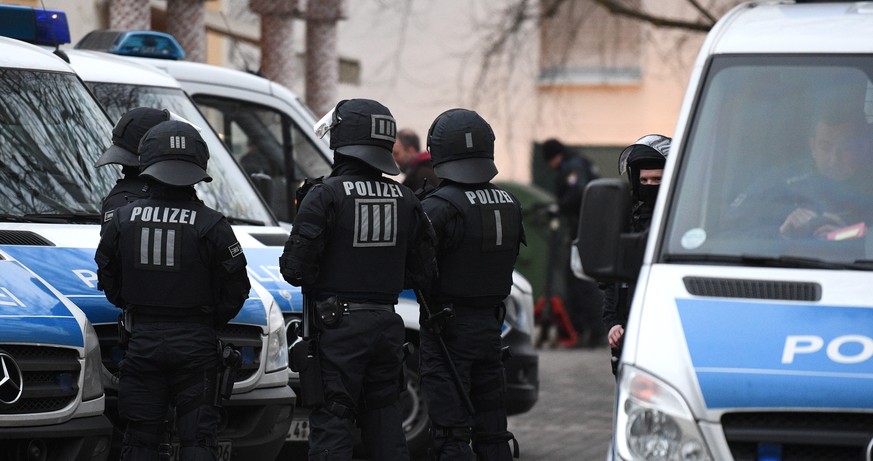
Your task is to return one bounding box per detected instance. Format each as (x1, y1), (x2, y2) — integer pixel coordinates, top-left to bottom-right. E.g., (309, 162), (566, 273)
(324, 400), (355, 419)
(472, 430), (519, 459)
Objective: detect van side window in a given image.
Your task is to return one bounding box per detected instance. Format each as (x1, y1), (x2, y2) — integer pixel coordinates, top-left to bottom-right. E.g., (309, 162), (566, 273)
(193, 96), (332, 222)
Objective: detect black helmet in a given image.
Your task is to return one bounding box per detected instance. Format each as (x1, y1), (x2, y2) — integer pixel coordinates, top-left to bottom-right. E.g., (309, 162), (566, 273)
(321, 99), (400, 175)
(427, 108), (497, 184)
(138, 120), (211, 186)
(618, 134), (670, 178)
(95, 107), (169, 168)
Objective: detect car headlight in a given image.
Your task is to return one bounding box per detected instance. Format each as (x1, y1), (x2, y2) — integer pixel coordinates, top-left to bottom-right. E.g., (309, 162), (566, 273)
(264, 300), (289, 373)
(81, 321), (105, 401)
(502, 295), (532, 338)
(615, 366), (712, 461)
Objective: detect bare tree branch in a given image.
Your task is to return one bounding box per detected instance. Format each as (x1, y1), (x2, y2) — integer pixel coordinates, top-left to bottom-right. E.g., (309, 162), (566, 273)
(686, 0), (718, 24)
(591, 0), (715, 32)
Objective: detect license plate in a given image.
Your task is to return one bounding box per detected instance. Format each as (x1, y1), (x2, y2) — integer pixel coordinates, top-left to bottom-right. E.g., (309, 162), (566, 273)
(169, 440), (231, 460)
(287, 417), (310, 442)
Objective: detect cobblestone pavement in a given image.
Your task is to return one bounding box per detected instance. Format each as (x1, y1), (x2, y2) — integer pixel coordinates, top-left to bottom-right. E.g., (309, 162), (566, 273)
(507, 345), (616, 461)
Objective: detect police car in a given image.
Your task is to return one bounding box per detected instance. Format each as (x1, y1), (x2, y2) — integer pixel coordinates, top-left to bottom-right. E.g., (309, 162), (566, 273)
(577, 1), (873, 460)
(0, 6), (294, 460)
(71, 23), (539, 455)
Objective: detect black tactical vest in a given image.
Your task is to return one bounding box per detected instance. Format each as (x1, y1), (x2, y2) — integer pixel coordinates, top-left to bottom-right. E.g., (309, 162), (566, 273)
(101, 178), (150, 233)
(313, 175), (417, 298)
(115, 197), (224, 308)
(432, 183), (522, 300)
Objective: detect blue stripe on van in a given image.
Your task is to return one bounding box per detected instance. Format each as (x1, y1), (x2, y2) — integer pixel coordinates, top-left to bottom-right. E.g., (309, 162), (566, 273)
(3, 316), (83, 347)
(1, 246), (269, 326)
(242, 248), (301, 313)
(0, 259), (83, 347)
(677, 298), (873, 409)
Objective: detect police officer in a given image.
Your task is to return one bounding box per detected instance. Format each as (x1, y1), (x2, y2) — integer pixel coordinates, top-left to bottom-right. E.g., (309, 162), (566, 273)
(95, 107), (169, 234)
(95, 120), (251, 460)
(541, 139), (605, 347)
(279, 98), (437, 461)
(420, 108), (524, 460)
(602, 134), (670, 375)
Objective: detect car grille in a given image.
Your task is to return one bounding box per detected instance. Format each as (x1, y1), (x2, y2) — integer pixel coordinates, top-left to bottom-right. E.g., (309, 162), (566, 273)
(95, 323), (262, 383)
(722, 412), (873, 461)
(0, 345), (79, 414)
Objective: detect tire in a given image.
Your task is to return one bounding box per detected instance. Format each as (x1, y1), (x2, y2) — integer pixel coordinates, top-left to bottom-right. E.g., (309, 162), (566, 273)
(401, 344), (431, 459)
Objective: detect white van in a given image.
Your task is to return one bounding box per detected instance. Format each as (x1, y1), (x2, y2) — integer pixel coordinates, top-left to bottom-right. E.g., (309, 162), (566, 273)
(0, 35), (115, 461)
(0, 6), (294, 460)
(577, 1), (873, 460)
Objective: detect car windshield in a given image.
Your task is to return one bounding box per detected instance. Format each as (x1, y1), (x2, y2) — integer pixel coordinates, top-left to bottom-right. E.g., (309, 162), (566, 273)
(663, 55), (873, 265)
(86, 82), (275, 226)
(0, 69), (114, 216)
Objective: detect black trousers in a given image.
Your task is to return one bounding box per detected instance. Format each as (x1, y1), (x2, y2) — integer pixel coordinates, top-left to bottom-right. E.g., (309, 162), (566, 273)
(307, 310), (409, 461)
(119, 322), (219, 461)
(420, 306), (512, 461)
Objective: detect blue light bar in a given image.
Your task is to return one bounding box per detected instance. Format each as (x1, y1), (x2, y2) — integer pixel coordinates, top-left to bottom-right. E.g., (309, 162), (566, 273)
(75, 30), (185, 60)
(0, 5), (70, 46)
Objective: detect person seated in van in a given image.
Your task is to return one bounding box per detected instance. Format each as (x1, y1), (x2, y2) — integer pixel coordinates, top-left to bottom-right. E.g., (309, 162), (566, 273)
(95, 107), (169, 235)
(724, 106), (873, 240)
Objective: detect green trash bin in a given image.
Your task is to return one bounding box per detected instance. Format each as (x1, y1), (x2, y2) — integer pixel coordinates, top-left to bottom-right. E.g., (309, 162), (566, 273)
(495, 181), (565, 303)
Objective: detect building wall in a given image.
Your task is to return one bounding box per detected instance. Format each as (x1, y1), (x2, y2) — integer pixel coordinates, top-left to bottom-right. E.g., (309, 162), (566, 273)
(2, 0), (739, 184)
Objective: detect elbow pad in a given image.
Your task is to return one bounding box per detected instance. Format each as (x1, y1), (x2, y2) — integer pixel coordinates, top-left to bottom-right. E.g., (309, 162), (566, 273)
(280, 234), (320, 286)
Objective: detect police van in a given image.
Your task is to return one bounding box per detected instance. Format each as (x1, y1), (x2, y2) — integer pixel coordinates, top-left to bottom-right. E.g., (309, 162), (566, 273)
(576, 1), (873, 460)
(71, 28), (540, 455)
(0, 5), (294, 460)
(0, 35), (116, 461)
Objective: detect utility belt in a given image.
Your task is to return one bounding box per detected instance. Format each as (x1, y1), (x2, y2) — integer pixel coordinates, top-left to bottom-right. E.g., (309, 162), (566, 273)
(314, 296), (395, 329)
(117, 306), (214, 349)
(439, 297), (505, 310)
(125, 305), (214, 325)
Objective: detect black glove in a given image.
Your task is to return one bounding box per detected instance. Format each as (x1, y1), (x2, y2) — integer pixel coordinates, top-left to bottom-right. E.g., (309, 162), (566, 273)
(427, 305), (456, 339)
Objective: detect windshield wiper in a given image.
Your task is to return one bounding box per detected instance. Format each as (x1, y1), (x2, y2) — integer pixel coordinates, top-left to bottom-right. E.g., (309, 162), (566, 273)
(0, 214), (39, 223)
(22, 212), (102, 224)
(663, 253), (873, 271)
(225, 216), (266, 227)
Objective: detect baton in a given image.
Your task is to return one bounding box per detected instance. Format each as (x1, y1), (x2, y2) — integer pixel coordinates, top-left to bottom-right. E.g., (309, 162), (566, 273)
(415, 289), (475, 415)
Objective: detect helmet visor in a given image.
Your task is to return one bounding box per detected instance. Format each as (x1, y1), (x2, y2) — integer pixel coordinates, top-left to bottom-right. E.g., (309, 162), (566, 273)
(313, 107), (336, 139)
(618, 134), (671, 175)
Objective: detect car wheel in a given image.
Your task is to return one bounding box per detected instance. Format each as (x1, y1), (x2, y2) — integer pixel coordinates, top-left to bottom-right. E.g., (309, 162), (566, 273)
(401, 347), (431, 458)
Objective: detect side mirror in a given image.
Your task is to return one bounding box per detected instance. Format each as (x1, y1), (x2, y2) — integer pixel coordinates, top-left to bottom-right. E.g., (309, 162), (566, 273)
(575, 178), (647, 282)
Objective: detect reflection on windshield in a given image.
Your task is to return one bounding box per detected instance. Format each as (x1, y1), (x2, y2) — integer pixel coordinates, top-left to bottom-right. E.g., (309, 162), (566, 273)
(87, 83), (275, 225)
(665, 56), (873, 264)
(0, 70), (113, 215)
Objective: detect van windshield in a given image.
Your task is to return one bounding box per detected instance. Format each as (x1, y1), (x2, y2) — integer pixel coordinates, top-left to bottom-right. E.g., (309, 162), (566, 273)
(87, 83), (275, 226)
(663, 55), (873, 265)
(0, 69), (114, 216)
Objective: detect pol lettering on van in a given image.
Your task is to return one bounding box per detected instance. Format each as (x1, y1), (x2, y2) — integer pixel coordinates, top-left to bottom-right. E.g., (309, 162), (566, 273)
(783, 335), (873, 365)
(677, 298), (873, 409)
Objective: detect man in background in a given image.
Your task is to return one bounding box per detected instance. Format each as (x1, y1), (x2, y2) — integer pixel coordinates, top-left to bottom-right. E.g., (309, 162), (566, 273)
(541, 138), (605, 348)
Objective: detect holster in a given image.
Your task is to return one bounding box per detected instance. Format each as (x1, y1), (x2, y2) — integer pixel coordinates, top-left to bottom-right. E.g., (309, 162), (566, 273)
(214, 341), (242, 407)
(291, 339), (325, 408)
(315, 296), (347, 329)
(117, 311), (131, 349)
